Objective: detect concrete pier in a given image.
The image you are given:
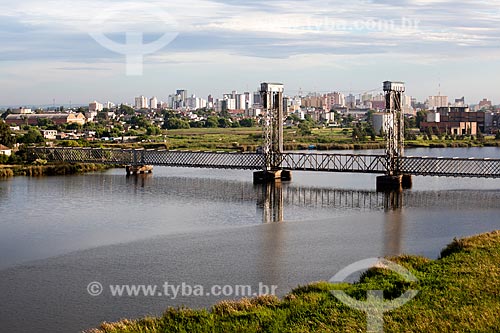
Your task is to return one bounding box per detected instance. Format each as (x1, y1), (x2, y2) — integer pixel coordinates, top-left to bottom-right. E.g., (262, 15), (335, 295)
(126, 165), (153, 175)
(376, 174), (413, 192)
(253, 170), (292, 184)
(402, 174), (413, 189)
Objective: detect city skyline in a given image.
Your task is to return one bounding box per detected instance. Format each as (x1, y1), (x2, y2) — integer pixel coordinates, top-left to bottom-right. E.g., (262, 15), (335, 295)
(1, 0), (499, 105)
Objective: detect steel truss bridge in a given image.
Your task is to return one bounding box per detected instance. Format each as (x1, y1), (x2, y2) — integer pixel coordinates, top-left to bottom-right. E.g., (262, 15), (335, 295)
(29, 147), (500, 179)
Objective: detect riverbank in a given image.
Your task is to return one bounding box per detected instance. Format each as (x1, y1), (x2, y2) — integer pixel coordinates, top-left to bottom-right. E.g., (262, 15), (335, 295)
(0, 163), (114, 178)
(87, 230), (500, 333)
(89, 127), (500, 152)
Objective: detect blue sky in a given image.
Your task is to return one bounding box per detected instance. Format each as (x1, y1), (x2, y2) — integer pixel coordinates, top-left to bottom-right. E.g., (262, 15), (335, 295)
(1, 0), (499, 106)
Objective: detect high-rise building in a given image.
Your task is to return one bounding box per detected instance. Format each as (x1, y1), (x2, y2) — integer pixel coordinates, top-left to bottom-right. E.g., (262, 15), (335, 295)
(454, 97), (465, 106)
(235, 94), (246, 110)
(135, 96), (148, 109)
(428, 95), (448, 109)
(478, 98), (492, 110)
(253, 92), (262, 106)
(346, 94), (356, 108)
(175, 90), (188, 109)
(150, 97), (158, 110)
(89, 101), (103, 112)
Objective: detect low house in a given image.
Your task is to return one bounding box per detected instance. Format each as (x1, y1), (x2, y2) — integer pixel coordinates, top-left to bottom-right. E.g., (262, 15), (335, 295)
(0, 144), (12, 156)
(43, 130), (58, 140)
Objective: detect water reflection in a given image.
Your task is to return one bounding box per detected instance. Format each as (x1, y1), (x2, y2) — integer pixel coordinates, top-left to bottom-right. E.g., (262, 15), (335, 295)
(257, 183), (284, 223)
(382, 191), (404, 256)
(126, 173), (153, 189)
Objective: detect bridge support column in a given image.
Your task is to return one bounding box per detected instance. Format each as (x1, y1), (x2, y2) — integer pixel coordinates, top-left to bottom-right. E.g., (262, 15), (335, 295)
(402, 174), (413, 189)
(376, 174), (412, 192)
(376, 175), (403, 192)
(126, 165), (153, 175)
(253, 170), (292, 184)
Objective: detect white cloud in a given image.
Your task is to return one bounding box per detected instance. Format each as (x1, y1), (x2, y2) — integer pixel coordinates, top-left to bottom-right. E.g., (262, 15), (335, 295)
(1, 0), (500, 104)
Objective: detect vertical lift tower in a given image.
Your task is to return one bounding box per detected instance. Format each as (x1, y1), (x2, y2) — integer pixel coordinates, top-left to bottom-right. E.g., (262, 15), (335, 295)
(377, 81), (412, 191)
(254, 82), (291, 183)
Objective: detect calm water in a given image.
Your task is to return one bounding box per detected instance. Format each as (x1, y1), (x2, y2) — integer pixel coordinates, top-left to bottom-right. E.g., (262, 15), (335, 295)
(0, 147), (499, 332)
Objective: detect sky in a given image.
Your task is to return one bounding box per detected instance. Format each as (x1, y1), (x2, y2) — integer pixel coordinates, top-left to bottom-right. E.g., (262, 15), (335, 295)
(0, 0), (499, 107)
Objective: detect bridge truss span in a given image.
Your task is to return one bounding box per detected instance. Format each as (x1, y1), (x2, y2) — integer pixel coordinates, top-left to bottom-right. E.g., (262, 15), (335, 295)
(28, 148), (500, 179)
(279, 152), (388, 174)
(30, 147), (264, 170)
(400, 156), (500, 178)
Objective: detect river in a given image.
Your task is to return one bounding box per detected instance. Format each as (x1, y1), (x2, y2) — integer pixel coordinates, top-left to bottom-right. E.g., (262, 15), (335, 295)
(0, 147), (499, 332)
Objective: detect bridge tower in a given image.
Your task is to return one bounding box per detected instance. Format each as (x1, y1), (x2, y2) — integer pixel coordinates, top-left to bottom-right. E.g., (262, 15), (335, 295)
(254, 82), (292, 183)
(377, 81), (412, 191)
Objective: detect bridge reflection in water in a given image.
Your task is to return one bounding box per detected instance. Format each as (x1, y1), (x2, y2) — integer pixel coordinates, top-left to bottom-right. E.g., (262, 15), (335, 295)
(125, 175), (500, 255)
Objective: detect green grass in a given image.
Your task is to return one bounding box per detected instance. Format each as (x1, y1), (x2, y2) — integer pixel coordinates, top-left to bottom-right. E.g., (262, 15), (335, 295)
(86, 230), (500, 333)
(76, 127), (500, 151)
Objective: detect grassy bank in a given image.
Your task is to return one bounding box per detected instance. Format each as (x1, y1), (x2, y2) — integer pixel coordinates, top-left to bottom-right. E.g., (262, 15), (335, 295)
(0, 163), (113, 178)
(91, 127), (500, 152)
(87, 230), (500, 333)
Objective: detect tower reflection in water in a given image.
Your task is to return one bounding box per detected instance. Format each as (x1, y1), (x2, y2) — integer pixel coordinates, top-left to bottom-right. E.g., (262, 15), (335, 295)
(123, 175), (416, 257)
(382, 190), (404, 257)
(257, 182), (405, 255)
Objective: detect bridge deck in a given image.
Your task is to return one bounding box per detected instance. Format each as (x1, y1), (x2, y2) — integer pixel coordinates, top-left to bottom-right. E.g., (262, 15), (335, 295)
(29, 147), (500, 178)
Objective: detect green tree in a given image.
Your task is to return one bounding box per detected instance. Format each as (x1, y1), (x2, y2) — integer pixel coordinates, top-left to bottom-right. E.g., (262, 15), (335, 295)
(19, 128), (44, 144)
(165, 118), (190, 129)
(239, 118), (256, 127)
(416, 110), (428, 128)
(299, 122), (312, 136)
(189, 121), (203, 128)
(119, 104), (135, 115)
(0, 120), (16, 148)
(205, 116), (219, 128)
(129, 115), (150, 129)
(146, 126), (161, 136)
(218, 118), (231, 128)
(477, 128), (485, 142)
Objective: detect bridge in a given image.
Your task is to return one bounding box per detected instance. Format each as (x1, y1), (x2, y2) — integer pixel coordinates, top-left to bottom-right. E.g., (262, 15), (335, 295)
(29, 147), (500, 179)
(28, 81), (500, 190)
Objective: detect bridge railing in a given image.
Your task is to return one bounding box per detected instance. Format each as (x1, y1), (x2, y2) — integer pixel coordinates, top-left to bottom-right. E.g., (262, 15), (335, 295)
(278, 152), (389, 174)
(30, 147), (136, 164)
(29, 147), (264, 170)
(400, 156), (500, 178)
(138, 149), (263, 170)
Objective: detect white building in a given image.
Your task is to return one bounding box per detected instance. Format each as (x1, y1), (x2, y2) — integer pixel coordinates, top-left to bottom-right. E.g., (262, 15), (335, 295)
(105, 101), (115, 109)
(43, 130), (58, 140)
(135, 96), (148, 109)
(322, 111), (337, 125)
(89, 101), (103, 112)
(372, 113), (394, 134)
(236, 94), (246, 110)
(428, 95), (449, 110)
(186, 95), (207, 110)
(427, 112), (441, 123)
(11, 107), (32, 114)
(0, 144), (12, 156)
(245, 108), (262, 118)
(150, 97), (158, 110)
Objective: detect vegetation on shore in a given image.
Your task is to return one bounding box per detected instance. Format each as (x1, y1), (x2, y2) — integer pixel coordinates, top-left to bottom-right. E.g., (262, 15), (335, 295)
(0, 163), (111, 178)
(65, 127), (500, 152)
(87, 230), (500, 333)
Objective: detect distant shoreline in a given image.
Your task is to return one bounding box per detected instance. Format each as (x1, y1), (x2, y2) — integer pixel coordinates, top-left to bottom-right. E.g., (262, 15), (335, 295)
(0, 163), (114, 178)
